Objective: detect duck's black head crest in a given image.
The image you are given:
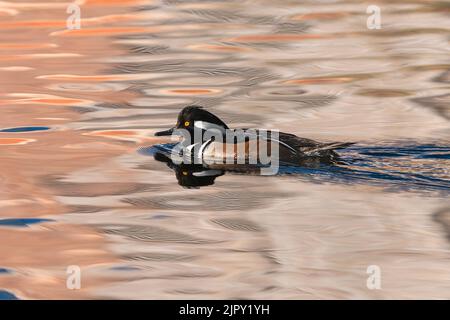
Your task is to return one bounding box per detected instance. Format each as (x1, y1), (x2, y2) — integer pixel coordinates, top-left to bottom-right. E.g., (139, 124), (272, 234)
(155, 105), (228, 136)
(178, 105), (229, 130)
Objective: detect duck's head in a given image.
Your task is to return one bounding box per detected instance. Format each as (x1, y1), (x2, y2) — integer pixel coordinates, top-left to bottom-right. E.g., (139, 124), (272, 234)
(155, 105), (229, 137)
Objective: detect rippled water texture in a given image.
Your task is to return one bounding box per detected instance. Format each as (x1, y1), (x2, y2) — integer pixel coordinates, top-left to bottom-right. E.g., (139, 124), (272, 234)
(0, 0), (449, 299)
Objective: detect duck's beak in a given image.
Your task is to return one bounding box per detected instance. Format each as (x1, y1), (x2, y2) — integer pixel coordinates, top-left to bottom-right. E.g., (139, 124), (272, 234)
(155, 127), (175, 136)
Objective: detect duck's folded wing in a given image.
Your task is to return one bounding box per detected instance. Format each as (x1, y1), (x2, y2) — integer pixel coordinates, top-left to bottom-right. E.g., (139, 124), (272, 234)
(277, 132), (320, 149)
(275, 132), (354, 154)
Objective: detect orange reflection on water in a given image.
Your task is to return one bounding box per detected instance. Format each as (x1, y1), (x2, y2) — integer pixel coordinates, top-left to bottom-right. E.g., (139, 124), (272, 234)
(0, 12), (158, 30)
(0, 138), (35, 146)
(51, 26), (157, 37)
(51, 23), (216, 37)
(0, 53), (82, 62)
(0, 20), (66, 29)
(2, 94), (92, 106)
(84, 130), (166, 144)
(0, 43), (57, 49)
(0, 1), (71, 9)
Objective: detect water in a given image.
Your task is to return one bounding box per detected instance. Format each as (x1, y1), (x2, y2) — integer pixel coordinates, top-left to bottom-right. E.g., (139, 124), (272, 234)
(0, 290), (18, 300)
(0, 126), (50, 133)
(0, 218), (53, 227)
(0, 0), (449, 299)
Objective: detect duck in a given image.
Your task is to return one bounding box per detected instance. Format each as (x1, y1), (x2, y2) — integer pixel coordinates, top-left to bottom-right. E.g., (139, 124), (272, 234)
(154, 105), (353, 168)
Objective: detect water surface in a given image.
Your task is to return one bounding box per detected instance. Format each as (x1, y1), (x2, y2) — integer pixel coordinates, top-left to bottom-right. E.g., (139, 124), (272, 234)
(0, 0), (449, 299)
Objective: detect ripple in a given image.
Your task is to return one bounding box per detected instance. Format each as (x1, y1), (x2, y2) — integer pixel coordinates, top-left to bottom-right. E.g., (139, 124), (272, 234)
(50, 27), (149, 37)
(5, 93), (92, 106)
(145, 87), (225, 96)
(0, 1), (69, 9)
(166, 89), (221, 95)
(123, 190), (289, 211)
(85, 129), (137, 137)
(255, 88), (307, 96)
(123, 253), (194, 262)
(100, 224), (215, 244)
(225, 33), (328, 43)
(290, 12), (350, 21)
(109, 265), (141, 272)
(283, 76), (362, 85)
(356, 89), (413, 97)
(433, 207), (450, 242)
(0, 138), (35, 146)
(42, 176), (159, 197)
(47, 83), (130, 92)
(0, 290), (18, 300)
(235, 87), (309, 103)
(0, 43), (57, 49)
(10, 53), (83, 60)
(211, 218), (264, 232)
(37, 73), (160, 82)
(412, 93), (450, 120)
(0, 66), (33, 71)
(434, 69), (450, 83)
(146, 142), (450, 193)
(3, 0), (450, 300)
(0, 126), (50, 133)
(187, 43), (252, 52)
(84, 0), (149, 6)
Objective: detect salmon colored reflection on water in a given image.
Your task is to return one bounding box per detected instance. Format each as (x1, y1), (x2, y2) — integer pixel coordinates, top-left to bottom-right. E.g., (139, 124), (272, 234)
(36, 74), (156, 81)
(0, 43), (58, 49)
(83, 130), (162, 143)
(0, 12), (159, 29)
(164, 88), (221, 95)
(0, 94), (93, 106)
(0, 0), (450, 300)
(51, 23), (212, 37)
(0, 138), (35, 146)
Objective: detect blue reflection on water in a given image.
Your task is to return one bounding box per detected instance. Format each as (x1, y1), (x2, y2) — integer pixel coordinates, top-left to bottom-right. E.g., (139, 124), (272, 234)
(0, 290), (18, 300)
(0, 126), (50, 133)
(0, 268), (11, 274)
(0, 218), (53, 227)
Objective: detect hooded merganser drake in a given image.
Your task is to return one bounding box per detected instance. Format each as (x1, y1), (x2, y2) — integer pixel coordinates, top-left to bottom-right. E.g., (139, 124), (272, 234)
(155, 105), (353, 168)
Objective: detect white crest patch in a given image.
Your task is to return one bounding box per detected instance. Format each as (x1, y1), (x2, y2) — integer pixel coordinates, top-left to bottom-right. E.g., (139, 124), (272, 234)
(194, 121), (226, 134)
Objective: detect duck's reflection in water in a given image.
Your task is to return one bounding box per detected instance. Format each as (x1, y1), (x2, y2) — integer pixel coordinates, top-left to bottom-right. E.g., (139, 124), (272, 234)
(153, 151), (224, 188)
(145, 142), (290, 188)
(146, 141), (287, 188)
(143, 143), (450, 193)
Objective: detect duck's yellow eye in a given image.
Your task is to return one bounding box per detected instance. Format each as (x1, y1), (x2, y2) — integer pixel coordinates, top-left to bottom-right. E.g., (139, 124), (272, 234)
(182, 171), (188, 176)
(184, 121), (190, 127)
